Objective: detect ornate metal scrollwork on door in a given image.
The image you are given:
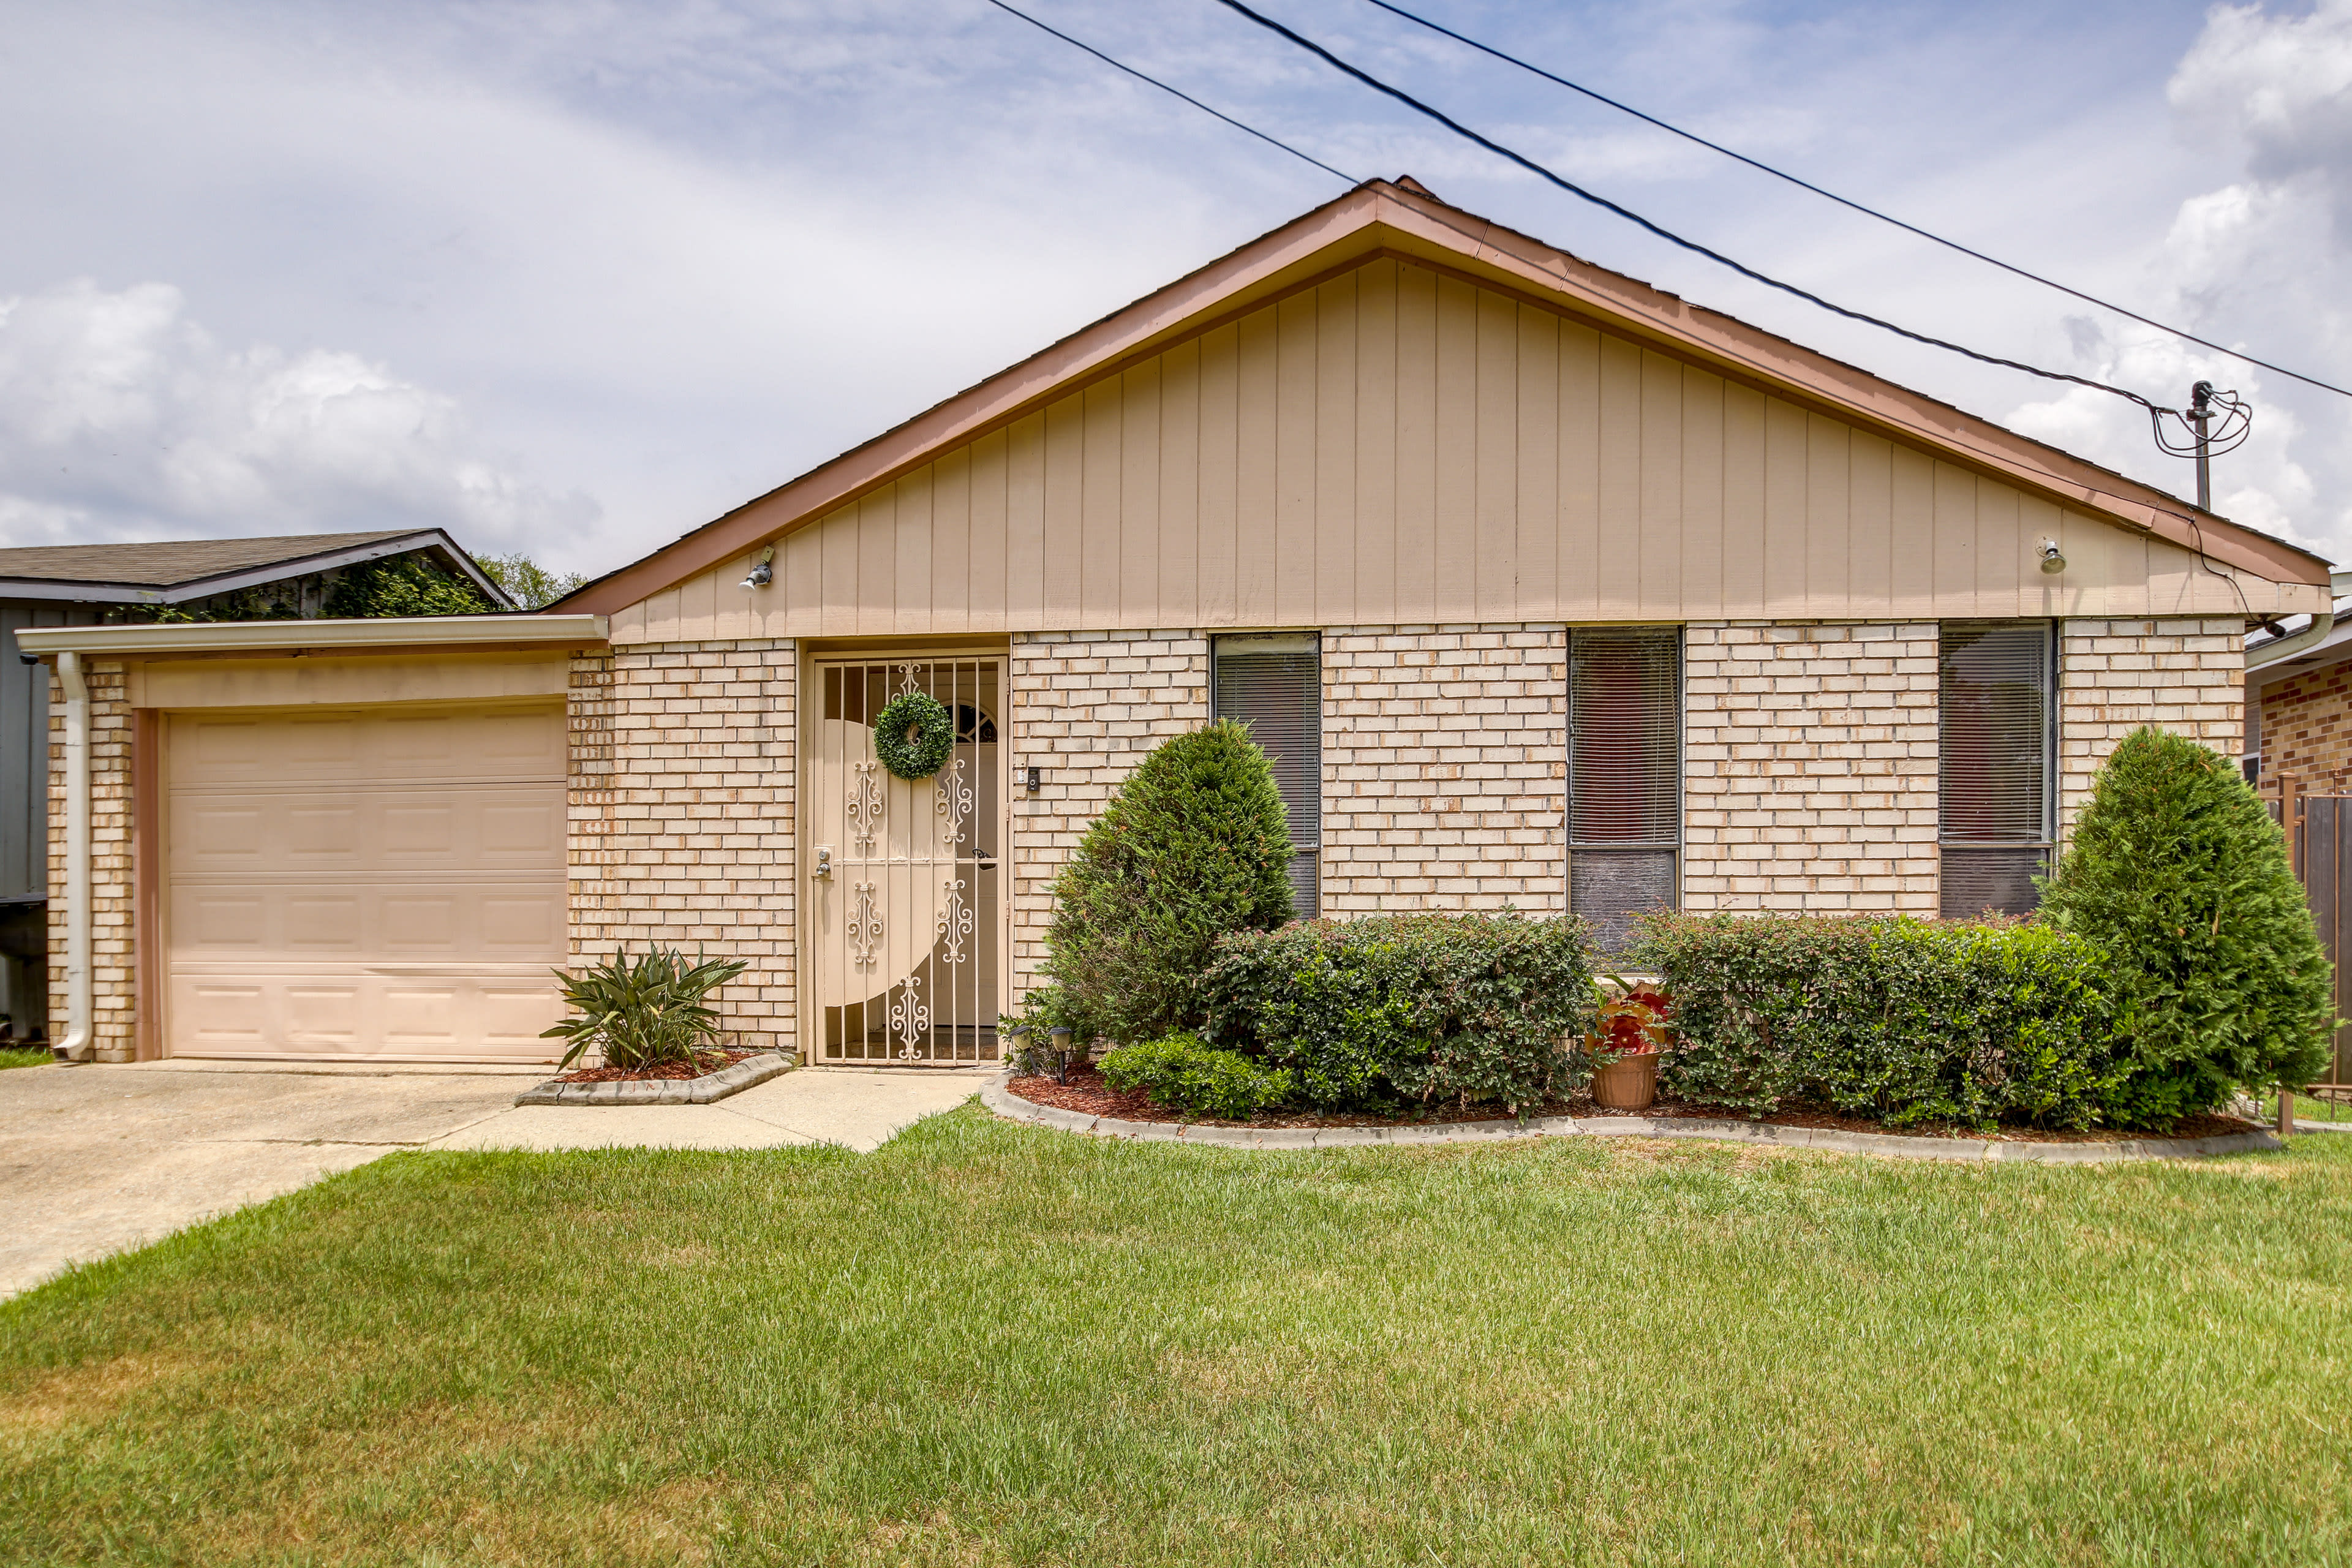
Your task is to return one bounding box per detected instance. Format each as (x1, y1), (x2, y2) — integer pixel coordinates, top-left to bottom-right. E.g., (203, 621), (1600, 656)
(848, 760), (882, 854)
(848, 880), (881, 970)
(889, 971), (929, 1057)
(935, 756), (971, 847)
(937, 876), (973, 965)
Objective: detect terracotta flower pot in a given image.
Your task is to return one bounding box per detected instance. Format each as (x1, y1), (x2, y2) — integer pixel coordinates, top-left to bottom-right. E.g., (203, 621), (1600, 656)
(1591, 1049), (1659, 1111)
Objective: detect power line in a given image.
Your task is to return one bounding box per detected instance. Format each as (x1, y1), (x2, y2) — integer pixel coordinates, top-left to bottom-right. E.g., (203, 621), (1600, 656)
(1359, 0), (2352, 404)
(979, 0), (1356, 184)
(1210, 0), (2172, 411)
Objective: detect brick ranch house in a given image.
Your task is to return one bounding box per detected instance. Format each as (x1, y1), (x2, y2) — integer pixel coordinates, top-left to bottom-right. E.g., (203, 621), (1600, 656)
(26, 179), (2327, 1066)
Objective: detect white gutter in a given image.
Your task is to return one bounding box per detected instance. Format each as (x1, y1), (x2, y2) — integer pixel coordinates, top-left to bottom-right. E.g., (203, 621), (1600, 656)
(15, 612), (607, 658)
(2247, 609), (2337, 671)
(53, 652), (91, 1063)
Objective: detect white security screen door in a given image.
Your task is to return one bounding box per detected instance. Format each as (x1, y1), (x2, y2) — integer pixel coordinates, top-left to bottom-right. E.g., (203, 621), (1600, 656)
(809, 658), (1005, 1064)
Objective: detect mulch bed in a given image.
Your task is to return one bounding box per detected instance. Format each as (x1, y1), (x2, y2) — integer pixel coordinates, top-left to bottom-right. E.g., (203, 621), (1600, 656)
(1007, 1065), (2259, 1144)
(554, 1049), (755, 1085)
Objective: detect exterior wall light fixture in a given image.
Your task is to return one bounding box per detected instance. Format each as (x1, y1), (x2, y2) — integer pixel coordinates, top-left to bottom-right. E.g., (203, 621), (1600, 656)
(742, 545), (774, 589)
(2039, 539), (2067, 575)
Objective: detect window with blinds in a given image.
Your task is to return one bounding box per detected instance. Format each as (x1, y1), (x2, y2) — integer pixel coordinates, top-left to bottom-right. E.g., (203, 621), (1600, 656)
(1213, 634), (1322, 918)
(1569, 628), (1681, 952)
(1939, 622), (2053, 918)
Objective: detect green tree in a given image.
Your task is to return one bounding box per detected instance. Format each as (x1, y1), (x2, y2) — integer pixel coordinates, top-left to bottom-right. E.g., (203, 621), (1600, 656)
(1042, 720), (1295, 1045)
(477, 552), (588, 609)
(2038, 725), (2334, 1125)
(323, 554), (498, 617)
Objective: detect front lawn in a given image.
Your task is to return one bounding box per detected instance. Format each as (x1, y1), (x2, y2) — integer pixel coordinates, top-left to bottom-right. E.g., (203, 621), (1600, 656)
(0, 1046), (51, 1071)
(4, 1108), (2348, 1565)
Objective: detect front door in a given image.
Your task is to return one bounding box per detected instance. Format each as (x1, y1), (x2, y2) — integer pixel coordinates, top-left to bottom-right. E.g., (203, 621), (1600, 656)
(808, 657), (1005, 1065)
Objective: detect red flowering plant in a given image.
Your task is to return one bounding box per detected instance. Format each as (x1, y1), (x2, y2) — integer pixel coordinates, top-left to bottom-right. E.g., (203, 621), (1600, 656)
(1587, 974), (1673, 1061)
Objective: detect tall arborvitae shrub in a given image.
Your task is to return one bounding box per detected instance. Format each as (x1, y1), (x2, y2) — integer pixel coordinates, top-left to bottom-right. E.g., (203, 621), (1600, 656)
(1041, 720), (1295, 1044)
(2039, 725), (2334, 1125)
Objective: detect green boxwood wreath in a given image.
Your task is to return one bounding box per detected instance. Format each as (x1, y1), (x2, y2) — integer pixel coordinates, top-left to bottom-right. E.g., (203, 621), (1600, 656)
(873, 690), (956, 779)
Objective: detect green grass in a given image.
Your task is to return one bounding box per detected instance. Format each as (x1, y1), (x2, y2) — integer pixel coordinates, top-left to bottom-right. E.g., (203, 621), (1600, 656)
(4, 1107), (2349, 1566)
(0, 1046), (51, 1071)
(2295, 1090), (2351, 1125)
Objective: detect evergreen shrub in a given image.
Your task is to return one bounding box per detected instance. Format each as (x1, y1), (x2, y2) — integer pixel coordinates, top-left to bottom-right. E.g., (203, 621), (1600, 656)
(1634, 914), (2123, 1128)
(2038, 726), (2334, 1123)
(1040, 720), (1295, 1045)
(1199, 913), (1595, 1114)
(1098, 1033), (1293, 1121)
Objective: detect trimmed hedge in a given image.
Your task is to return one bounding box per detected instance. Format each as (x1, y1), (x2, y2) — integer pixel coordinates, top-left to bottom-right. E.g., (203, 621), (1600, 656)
(1199, 913), (1594, 1114)
(1098, 1034), (1292, 1121)
(1632, 914), (2125, 1128)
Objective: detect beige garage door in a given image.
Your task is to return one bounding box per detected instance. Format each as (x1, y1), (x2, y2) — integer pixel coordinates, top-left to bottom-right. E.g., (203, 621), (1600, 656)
(164, 702), (568, 1061)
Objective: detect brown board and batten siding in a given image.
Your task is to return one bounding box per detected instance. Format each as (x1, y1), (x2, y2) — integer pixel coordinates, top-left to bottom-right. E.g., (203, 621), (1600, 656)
(614, 257), (2248, 645)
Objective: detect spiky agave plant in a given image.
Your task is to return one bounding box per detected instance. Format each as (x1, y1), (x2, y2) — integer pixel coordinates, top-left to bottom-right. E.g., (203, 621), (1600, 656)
(541, 944), (750, 1071)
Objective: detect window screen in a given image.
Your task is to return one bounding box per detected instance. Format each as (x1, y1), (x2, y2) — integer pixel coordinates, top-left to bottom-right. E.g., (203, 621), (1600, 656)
(1213, 634), (1321, 918)
(1570, 628), (1681, 952)
(1939, 622), (2052, 917)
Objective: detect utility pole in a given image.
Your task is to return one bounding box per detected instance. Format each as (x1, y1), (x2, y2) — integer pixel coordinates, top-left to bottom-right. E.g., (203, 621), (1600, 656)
(2188, 380), (2214, 511)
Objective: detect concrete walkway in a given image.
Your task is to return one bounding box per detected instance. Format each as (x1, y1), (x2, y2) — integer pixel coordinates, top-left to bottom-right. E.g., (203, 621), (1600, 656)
(0, 1060), (981, 1300)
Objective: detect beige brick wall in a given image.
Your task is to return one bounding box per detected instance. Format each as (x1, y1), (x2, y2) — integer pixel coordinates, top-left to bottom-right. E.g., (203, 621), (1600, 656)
(1682, 623), (1941, 913)
(46, 659), (137, 1061)
(2058, 618), (2244, 837)
(1009, 630), (1210, 998)
(567, 639), (797, 1054)
(1321, 624), (1567, 913)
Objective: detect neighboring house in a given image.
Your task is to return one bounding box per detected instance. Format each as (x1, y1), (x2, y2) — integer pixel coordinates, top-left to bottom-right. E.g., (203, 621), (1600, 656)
(23, 179), (2325, 1066)
(2247, 585), (2352, 791)
(0, 530), (510, 1044)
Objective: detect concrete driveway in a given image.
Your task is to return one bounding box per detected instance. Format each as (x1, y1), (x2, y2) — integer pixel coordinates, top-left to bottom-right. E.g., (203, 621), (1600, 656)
(0, 1060), (982, 1300)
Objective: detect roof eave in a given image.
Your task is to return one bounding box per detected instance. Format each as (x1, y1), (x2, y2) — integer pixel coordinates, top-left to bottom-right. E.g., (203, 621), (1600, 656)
(13, 612), (606, 657)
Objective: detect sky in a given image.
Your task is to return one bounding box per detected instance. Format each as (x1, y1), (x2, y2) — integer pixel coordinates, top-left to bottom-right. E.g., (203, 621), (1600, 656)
(1, 0), (2347, 582)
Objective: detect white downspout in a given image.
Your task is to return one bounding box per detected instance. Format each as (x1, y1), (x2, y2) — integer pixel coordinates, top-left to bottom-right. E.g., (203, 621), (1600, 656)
(53, 651), (92, 1063)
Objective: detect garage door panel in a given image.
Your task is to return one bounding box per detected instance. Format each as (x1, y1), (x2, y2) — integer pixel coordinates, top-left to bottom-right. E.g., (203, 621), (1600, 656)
(167, 968), (566, 1061)
(172, 707), (563, 787)
(284, 985), (363, 1046)
(166, 701), (568, 1062)
(172, 879), (559, 961)
(170, 783), (564, 875)
(179, 982), (268, 1047)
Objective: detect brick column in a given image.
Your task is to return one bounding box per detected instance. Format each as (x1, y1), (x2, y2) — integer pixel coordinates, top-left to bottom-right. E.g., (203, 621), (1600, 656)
(1008, 630), (1210, 999)
(2058, 617), (2244, 837)
(47, 659), (136, 1061)
(1320, 624), (1567, 913)
(565, 639), (797, 1054)
(1681, 622), (1940, 914)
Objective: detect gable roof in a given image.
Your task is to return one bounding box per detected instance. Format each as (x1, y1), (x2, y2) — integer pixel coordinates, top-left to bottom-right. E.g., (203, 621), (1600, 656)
(0, 529), (513, 608)
(559, 178), (2329, 615)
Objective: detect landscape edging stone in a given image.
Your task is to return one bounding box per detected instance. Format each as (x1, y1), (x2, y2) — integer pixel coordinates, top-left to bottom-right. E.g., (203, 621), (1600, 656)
(514, 1052), (792, 1107)
(978, 1074), (2285, 1161)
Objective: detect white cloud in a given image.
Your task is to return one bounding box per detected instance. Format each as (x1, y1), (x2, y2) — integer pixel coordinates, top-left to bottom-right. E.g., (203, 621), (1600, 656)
(3, 1), (2344, 576)
(0, 278), (593, 550)
(2002, 1), (2352, 563)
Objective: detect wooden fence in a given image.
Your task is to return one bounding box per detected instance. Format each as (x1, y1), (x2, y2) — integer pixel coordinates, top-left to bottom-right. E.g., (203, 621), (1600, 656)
(2267, 777), (2352, 1119)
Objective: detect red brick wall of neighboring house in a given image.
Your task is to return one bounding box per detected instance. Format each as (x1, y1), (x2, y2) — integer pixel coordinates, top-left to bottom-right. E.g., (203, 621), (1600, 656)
(2260, 659), (2352, 792)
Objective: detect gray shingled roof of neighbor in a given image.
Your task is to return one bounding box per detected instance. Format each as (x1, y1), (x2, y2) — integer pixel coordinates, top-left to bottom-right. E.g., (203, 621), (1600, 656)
(0, 531), (418, 587)
(0, 530), (511, 606)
